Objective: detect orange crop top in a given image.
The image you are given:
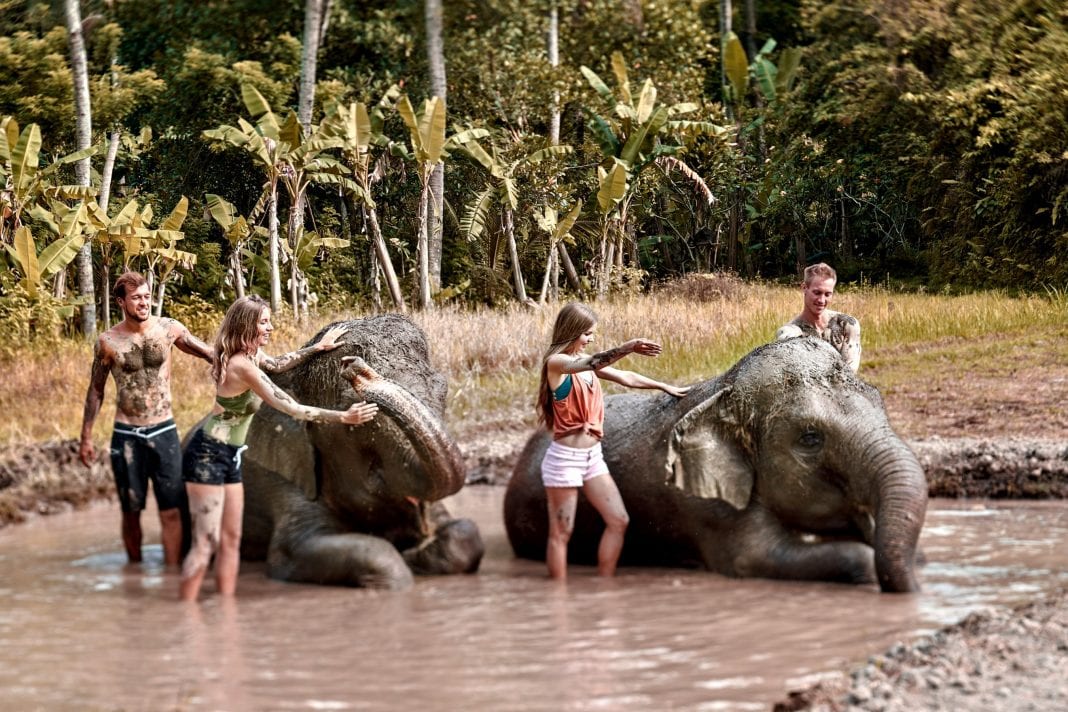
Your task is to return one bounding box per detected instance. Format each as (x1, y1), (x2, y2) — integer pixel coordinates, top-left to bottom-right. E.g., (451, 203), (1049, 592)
(550, 371), (604, 440)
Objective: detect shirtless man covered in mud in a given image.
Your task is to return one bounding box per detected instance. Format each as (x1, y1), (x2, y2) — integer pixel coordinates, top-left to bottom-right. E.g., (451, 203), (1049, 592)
(79, 271), (213, 565)
(776, 262), (862, 372)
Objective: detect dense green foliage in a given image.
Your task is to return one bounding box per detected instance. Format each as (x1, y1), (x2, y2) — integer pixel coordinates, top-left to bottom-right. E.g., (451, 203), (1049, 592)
(1, 0), (1065, 326)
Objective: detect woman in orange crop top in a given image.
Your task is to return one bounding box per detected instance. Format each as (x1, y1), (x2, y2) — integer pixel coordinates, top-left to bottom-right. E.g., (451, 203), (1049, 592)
(536, 302), (690, 580)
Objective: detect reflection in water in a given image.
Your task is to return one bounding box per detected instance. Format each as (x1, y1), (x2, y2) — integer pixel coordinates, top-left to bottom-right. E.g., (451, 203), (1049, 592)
(0, 492), (1066, 710)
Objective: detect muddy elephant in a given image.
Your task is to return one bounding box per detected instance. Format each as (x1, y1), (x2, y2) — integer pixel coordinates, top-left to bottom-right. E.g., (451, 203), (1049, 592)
(238, 313), (484, 589)
(504, 337), (927, 592)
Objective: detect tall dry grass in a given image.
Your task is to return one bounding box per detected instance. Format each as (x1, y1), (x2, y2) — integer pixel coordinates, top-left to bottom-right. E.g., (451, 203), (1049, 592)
(3, 277), (1065, 446)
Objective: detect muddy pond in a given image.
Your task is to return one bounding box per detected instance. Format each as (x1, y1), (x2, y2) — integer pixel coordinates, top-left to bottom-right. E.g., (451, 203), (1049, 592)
(1, 487), (1066, 711)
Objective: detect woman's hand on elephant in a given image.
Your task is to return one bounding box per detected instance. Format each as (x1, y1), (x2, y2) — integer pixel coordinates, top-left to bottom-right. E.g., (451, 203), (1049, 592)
(341, 401), (378, 425)
(317, 325), (349, 352)
(662, 384), (691, 398)
(628, 338), (663, 357)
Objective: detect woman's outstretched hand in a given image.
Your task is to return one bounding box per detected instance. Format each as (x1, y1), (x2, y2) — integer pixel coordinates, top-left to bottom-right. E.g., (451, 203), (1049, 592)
(317, 325), (349, 352)
(341, 401), (378, 425)
(662, 384), (691, 398)
(628, 338), (663, 357)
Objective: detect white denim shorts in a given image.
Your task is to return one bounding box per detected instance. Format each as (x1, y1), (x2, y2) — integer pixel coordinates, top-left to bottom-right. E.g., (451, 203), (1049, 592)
(540, 440), (609, 488)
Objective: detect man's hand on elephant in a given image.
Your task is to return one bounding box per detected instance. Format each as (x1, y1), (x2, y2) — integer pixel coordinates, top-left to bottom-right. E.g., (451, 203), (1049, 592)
(78, 438), (95, 467)
(341, 401), (378, 425)
(317, 325), (349, 352)
(628, 338), (663, 357)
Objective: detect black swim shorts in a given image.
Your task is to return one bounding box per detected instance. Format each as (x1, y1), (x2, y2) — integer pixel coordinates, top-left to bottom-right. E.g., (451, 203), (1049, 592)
(109, 419), (185, 513)
(182, 428), (246, 486)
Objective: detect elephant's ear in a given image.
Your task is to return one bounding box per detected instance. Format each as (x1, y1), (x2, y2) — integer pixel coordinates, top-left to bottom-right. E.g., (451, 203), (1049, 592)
(245, 408), (318, 500)
(664, 386), (754, 510)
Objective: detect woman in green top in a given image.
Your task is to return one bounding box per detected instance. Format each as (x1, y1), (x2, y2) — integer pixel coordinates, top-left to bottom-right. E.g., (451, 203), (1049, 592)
(179, 295), (378, 602)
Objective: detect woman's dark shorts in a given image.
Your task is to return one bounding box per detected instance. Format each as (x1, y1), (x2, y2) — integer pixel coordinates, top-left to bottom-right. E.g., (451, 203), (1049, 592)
(182, 428), (246, 486)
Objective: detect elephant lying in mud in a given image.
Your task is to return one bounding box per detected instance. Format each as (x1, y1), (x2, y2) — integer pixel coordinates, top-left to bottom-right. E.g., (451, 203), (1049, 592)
(504, 337), (927, 592)
(237, 314), (484, 589)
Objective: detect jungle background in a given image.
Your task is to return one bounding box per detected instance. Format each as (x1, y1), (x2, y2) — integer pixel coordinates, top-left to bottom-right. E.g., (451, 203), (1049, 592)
(2, 0), (1066, 339)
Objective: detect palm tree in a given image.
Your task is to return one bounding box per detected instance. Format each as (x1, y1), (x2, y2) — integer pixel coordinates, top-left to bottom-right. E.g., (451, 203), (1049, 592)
(424, 0), (447, 291)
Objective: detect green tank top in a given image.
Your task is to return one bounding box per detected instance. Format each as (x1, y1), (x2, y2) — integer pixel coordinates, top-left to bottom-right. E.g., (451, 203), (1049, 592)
(202, 389), (261, 446)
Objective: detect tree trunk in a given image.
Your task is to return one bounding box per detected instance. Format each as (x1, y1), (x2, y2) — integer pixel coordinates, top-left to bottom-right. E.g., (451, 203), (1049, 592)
(298, 0), (324, 133)
(99, 129), (120, 329)
(557, 242), (581, 292)
(547, 2), (560, 146)
(417, 180), (433, 309)
(719, 0), (734, 122)
(65, 0), (96, 338)
(367, 206), (406, 312)
(425, 0), (446, 291)
(268, 183), (282, 314)
(503, 208), (527, 301)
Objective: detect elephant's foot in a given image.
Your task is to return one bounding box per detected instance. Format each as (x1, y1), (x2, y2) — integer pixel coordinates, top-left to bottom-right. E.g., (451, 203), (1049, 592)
(268, 532), (415, 590)
(403, 518), (485, 575)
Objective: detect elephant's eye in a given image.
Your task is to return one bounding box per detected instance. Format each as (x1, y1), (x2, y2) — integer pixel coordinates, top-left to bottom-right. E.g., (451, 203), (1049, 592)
(797, 429), (824, 450)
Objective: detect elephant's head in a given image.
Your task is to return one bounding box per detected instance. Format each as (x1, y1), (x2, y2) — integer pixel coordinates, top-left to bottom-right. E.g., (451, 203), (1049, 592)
(666, 337), (927, 592)
(246, 314), (466, 544)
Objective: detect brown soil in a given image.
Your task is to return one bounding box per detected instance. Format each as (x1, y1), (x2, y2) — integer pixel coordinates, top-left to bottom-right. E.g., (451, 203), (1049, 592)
(2, 331), (1065, 710)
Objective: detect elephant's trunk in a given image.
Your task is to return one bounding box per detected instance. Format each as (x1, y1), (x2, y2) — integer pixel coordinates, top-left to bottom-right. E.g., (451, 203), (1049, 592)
(864, 430), (928, 593)
(341, 356), (466, 501)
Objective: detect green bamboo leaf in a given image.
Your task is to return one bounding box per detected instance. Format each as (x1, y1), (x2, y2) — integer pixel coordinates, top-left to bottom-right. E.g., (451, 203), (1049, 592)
(724, 32), (750, 104)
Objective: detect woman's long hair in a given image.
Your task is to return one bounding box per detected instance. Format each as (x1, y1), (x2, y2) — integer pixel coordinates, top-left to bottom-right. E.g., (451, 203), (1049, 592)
(537, 302), (596, 429)
(212, 295), (269, 384)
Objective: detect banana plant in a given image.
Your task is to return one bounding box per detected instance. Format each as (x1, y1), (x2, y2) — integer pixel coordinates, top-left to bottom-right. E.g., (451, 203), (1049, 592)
(395, 95), (488, 308)
(579, 52), (725, 295)
(1, 117), (98, 248)
(533, 200), (583, 304)
(457, 136), (573, 303)
(319, 92), (407, 312)
(7, 200), (95, 299)
(205, 193), (269, 299)
(138, 196), (195, 316)
(723, 32), (803, 108)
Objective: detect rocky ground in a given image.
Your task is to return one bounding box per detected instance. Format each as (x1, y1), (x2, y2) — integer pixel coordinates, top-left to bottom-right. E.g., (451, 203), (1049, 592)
(1, 332), (1065, 710)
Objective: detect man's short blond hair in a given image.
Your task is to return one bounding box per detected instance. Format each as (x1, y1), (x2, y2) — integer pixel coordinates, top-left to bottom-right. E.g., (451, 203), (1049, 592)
(803, 263), (837, 285)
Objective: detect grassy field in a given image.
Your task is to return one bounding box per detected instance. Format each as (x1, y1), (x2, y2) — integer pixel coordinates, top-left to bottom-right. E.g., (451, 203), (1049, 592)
(2, 274), (1065, 447)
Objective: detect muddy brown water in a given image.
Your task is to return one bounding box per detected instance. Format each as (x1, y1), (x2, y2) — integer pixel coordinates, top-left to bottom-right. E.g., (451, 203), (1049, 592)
(1, 489), (1066, 711)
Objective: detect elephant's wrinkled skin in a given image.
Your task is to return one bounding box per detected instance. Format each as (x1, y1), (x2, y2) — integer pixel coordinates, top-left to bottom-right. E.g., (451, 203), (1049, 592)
(505, 337), (927, 592)
(238, 314), (483, 589)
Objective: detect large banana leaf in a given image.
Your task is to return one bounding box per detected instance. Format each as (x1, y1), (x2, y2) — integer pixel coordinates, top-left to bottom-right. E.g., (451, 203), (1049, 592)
(523, 145), (574, 164)
(460, 184), (497, 242)
(355, 103), (373, 150)
(279, 111), (303, 152)
(160, 196), (189, 232)
(620, 106), (669, 167)
(754, 57), (778, 102)
(13, 226), (41, 296)
(396, 95), (423, 155)
(553, 201), (583, 241)
(580, 66), (614, 104)
(422, 97), (447, 163)
(205, 194), (238, 230)
(636, 79), (657, 125)
(241, 84), (281, 140)
(586, 112), (621, 158)
(724, 32), (750, 104)
(610, 51), (631, 106)
(0, 116), (17, 165)
(12, 122), (42, 196)
(776, 47), (803, 96)
(597, 162), (629, 214)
